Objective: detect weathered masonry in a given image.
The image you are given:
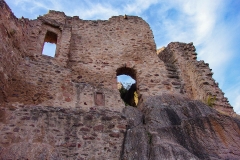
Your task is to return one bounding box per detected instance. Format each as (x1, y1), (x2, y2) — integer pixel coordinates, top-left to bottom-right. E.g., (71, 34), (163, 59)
(0, 0), (237, 159)
(0, 2), (233, 114)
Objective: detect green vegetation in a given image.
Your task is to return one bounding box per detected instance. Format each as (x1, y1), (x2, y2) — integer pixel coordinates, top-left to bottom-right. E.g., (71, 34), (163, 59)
(119, 85), (128, 100)
(134, 91), (138, 106)
(118, 83), (138, 107)
(118, 84), (130, 106)
(205, 95), (216, 107)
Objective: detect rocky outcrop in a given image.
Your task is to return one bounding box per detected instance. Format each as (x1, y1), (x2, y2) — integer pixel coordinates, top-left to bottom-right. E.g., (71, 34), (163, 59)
(122, 94), (240, 160)
(0, 0), (239, 159)
(1, 95), (239, 159)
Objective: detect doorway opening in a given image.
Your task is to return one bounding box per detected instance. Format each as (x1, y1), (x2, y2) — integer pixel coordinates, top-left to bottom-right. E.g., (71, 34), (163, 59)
(116, 67), (138, 107)
(42, 31), (57, 57)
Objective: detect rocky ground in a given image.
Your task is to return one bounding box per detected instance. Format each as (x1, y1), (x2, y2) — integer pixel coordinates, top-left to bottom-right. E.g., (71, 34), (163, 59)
(0, 94), (240, 159)
(122, 94), (240, 160)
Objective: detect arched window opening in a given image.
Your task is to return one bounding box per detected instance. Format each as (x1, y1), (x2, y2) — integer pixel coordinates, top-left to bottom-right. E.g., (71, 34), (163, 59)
(116, 67), (138, 107)
(42, 31), (57, 57)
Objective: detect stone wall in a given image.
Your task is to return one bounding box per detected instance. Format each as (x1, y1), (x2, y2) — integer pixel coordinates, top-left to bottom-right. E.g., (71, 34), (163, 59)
(0, 105), (127, 159)
(0, 0), (235, 113)
(35, 12), (180, 99)
(158, 42), (234, 115)
(1, 2), (184, 112)
(2, 0), (233, 115)
(0, 0), (26, 103)
(0, 0), (239, 159)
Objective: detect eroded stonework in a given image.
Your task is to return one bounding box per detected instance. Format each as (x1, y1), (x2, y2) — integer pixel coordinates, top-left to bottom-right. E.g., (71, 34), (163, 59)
(0, 0), (239, 159)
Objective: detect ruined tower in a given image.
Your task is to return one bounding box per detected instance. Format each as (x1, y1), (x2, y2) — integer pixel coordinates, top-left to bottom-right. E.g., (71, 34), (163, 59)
(0, 0), (239, 159)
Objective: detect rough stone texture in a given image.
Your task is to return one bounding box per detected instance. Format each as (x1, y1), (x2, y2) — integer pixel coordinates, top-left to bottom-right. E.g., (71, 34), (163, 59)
(0, 0), (28, 103)
(0, 105), (126, 159)
(158, 43), (234, 115)
(0, 0), (240, 159)
(0, 0), (234, 115)
(123, 94), (240, 160)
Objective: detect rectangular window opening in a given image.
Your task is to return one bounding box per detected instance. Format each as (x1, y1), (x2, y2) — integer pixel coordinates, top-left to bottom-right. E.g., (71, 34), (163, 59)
(42, 31), (58, 57)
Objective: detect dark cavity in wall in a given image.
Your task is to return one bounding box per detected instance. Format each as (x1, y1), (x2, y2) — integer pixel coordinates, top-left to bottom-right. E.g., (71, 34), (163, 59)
(116, 67), (138, 107)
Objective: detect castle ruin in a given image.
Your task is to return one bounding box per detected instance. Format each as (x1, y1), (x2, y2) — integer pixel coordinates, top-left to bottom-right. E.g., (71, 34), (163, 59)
(0, 1), (239, 159)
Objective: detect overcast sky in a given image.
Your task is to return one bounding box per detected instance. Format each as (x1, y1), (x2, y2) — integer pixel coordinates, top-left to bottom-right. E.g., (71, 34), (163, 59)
(5, 0), (240, 114)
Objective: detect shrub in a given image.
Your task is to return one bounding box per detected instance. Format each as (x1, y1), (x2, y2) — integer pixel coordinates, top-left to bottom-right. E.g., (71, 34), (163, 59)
(205, 95), (216, 107)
